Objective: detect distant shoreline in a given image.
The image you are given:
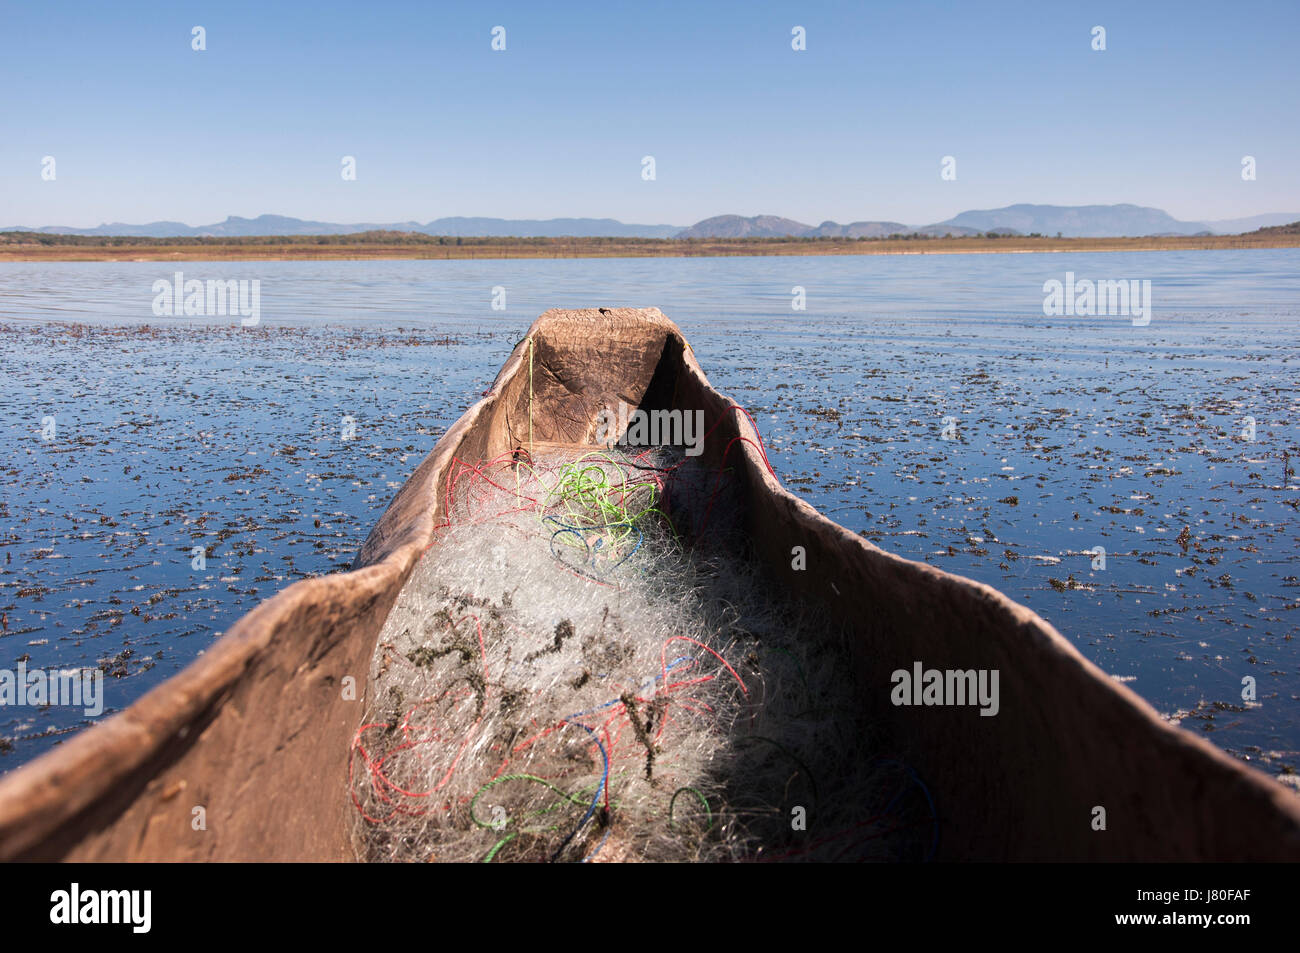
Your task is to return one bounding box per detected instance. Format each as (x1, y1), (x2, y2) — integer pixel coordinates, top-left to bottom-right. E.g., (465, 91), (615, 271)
(2, 232), (1298, 262)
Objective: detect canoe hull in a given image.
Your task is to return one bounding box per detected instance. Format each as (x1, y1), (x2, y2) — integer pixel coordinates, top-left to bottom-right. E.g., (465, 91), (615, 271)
(1, 308), (1297, 861)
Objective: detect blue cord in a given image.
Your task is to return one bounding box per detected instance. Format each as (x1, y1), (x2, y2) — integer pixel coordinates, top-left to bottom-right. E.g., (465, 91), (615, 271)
(552, 658), (694, 861)
(549, 720), (608, 862)
(875, 758), (940, 862)
(542, 516), (643, 571)
(581, 825), (612, 863)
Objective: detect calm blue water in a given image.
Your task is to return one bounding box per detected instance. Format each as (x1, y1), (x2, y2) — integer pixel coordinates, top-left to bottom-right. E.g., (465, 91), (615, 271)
(2, 251), (1298, 327)
(2, 250), (1298, 782)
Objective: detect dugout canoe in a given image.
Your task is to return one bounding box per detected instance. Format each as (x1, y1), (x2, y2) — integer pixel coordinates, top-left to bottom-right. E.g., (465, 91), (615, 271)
(1, 307), (1298, 862)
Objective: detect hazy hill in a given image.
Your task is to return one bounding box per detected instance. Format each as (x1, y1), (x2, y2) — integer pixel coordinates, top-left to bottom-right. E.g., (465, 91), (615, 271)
(933, 203), (1202, 237)
(1203, 212), (1300, 234)
(674, 215), (813, 238)
(1247, 219), (1300, 235)
(418, 217), (681, 238)
(677, 216), (999, 239)
(808, 220), (912, 238)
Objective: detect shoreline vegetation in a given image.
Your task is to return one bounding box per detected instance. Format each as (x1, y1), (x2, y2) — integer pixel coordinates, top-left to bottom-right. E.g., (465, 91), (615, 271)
(2, 225), (1299, 261)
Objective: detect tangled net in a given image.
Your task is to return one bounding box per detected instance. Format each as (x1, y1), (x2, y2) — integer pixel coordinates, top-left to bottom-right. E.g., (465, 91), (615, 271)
(349, 426), (938, 863)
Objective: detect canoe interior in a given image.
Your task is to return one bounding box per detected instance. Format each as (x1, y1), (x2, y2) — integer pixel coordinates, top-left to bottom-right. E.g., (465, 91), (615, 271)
(0, 307), (1297, 861)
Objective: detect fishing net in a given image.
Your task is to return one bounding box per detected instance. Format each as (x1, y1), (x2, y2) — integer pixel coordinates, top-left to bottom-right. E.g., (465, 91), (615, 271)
(348, 428), (938, 862)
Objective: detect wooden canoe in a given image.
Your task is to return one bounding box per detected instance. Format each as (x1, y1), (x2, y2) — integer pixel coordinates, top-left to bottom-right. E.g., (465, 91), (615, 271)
(1, 307), (1297, 862)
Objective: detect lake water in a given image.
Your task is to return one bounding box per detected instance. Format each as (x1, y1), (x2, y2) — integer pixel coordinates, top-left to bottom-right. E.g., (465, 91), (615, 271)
(2, 250), (1297, 783)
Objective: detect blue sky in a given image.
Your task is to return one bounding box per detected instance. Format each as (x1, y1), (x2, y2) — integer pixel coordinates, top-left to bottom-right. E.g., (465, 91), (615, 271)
(2, 0), (1296, 227)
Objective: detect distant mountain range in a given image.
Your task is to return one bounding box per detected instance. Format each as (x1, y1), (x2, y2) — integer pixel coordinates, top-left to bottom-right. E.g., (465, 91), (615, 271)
(0, 214), (683, 239)
(676, 206), (1300, 239)
(4, 205), (1297, 239)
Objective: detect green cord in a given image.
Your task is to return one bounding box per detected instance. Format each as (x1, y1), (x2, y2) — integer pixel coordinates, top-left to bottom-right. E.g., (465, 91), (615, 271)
(469, 773), (592, 830)
(668, 786), (714, 833)
(483, 833), (517, 863)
